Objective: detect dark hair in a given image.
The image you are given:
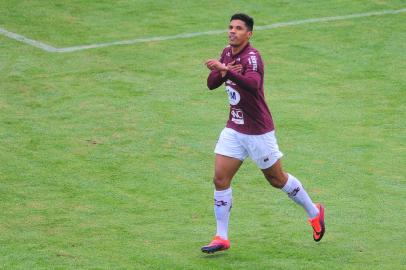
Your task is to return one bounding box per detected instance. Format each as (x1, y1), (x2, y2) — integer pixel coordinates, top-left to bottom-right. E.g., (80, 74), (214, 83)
(230, 13), (254, 31)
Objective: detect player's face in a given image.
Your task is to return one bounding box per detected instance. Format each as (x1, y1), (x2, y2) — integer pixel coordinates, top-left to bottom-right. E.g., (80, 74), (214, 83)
(228, 20), (252, 47)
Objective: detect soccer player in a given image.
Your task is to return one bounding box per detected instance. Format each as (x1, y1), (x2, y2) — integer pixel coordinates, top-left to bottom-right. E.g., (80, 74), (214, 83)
(201, 13), (325, 254)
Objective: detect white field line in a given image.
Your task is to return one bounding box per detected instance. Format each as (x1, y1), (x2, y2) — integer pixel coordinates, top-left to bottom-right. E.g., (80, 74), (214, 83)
(0, 27), (59, 52)
(0, 8), (405, 53)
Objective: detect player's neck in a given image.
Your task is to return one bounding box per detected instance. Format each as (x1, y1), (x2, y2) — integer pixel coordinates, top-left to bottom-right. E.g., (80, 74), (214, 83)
(231, 41), (249, 55)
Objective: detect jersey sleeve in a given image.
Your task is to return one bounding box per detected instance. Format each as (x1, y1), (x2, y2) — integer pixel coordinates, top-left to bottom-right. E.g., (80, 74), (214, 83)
(225, 52), (263, 93)
(207, 48), (227, 90)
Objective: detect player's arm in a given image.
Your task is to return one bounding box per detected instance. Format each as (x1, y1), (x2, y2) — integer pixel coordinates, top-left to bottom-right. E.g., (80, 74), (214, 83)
(224, 70), (260, 93)
(206, 49), (228, 90)
(207, 70), (226, 90)
(225, 53), (263, 93)
(206, 59), (243, 90)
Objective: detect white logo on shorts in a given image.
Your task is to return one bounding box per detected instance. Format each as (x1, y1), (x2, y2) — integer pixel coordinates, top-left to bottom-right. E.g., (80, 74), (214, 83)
(231, 108), (244, 124)
(225, 86), (240, 105)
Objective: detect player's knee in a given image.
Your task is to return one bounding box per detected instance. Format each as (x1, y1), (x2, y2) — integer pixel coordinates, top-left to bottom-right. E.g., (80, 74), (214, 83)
(266, 175), (286, 189)
(213, 176), (230, 190)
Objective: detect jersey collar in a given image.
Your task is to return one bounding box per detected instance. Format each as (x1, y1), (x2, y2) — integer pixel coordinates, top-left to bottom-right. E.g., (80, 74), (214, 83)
(231, 42), (251, 58)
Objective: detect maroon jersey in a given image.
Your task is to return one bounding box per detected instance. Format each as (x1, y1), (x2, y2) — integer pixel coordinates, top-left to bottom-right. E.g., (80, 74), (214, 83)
(207, 43), (275, 135)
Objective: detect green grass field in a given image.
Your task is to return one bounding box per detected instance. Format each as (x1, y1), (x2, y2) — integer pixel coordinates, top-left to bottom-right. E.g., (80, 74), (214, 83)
(1, 1), (405, 269)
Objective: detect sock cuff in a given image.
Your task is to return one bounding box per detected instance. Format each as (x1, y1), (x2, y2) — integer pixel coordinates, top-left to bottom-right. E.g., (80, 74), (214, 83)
(282, 174), (295, 193)
(214, 187), (232, 197)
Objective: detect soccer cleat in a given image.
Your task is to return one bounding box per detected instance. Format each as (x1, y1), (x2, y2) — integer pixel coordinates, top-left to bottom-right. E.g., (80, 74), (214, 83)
(309, 203), (325, 242)
(201, 236), (230, 253)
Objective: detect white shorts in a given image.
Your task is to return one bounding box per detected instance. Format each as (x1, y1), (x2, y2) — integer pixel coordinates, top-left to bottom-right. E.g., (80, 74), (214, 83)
(214, 128), (283, 169)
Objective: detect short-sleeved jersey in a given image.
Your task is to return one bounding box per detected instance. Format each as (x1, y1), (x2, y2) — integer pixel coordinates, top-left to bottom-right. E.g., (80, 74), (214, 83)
(208, 43), (275, 135)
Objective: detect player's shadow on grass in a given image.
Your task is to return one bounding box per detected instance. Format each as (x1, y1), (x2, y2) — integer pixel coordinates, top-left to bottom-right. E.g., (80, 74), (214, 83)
(200, 253), (228, 259)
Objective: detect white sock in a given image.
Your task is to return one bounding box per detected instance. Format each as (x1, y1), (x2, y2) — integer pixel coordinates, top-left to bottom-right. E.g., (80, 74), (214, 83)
(214, 187), (232, 240)
(282, 174), (319, 218)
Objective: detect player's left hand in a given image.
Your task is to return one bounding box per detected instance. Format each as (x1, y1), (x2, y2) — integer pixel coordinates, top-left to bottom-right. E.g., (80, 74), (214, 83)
(227, 61), (243, 73)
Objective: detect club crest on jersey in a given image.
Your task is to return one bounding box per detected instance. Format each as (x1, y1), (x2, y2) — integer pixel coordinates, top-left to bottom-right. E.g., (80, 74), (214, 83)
(225, 86), (240, 105)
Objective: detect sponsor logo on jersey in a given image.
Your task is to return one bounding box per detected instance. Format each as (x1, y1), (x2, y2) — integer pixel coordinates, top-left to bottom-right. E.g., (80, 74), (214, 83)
(231, 108), (244, 125)
(225, 86), (240, 105)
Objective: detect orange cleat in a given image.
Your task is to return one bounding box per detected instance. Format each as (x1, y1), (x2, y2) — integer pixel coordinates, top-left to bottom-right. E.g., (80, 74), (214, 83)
(309, 203), (325, 242)
(201, 236), (230, 253)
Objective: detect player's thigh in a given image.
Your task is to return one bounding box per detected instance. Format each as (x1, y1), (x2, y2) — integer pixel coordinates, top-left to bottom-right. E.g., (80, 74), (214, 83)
(213, 128), (246, 189)
(214, 128), (248, 161)
(214, 154), (242, 185)
(244, 131), (283, 170)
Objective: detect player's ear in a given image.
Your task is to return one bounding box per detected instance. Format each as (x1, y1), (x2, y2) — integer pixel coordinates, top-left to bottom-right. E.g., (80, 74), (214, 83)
(247, 31), (253, 39)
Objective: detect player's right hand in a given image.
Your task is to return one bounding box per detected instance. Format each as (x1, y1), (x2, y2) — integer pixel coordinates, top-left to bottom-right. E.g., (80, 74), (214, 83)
(205, 59), (227, 71)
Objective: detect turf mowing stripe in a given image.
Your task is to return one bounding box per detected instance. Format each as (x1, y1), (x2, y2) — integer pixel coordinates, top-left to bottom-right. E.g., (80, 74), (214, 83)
(1, 8), (405, 53)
